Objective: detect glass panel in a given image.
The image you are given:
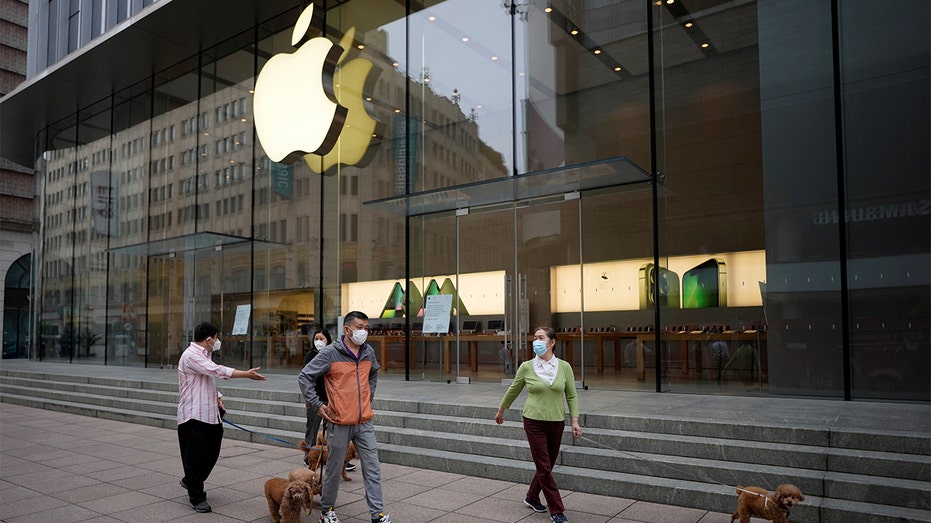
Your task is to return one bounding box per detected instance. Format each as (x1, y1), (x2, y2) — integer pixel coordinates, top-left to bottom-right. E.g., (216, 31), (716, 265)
(655, 0), (780, 394)
(518, 1), (651, 173)
(38, 115), (77, 361)
(455, 204), (514, 383)
(74, 97), (112, 364)
(517, 197), (582, 382)
(839, 2), (930, 401)
(106, 81), (152, 366)
(409, 1), (513, 190)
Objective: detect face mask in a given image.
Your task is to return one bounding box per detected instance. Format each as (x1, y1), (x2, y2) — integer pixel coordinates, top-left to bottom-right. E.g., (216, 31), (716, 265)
(314, 339), (327, 350)
(349, 329), (368, 345)
(532, 340), (548, 356)
(211, 339), (222, 352)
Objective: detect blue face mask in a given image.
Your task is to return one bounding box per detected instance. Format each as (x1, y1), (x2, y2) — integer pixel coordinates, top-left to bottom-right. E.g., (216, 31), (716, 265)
(532, 340), (548, 355)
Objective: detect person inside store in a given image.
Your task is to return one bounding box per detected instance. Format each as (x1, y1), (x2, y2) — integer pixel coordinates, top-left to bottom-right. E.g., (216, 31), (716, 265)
(298, 311), (391, 523)
(495, 326), (582, 523)
(301, 328), (358, 472)
(177, 321), (266, 513)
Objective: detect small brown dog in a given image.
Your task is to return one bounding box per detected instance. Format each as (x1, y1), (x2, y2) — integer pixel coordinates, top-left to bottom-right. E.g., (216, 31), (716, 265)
(731, 484), (805, 523)
(264, 477), (314, 523)
(288, 467), (321, 497)
(299, 432), (357, 481)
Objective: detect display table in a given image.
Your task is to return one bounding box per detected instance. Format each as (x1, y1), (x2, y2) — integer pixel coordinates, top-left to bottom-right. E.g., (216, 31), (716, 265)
(634, 331), (766, 380)
(367, 333), (509, 374)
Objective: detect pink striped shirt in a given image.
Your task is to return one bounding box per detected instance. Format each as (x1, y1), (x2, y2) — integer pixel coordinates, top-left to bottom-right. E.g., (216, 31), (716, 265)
(177, 342), (234, 424)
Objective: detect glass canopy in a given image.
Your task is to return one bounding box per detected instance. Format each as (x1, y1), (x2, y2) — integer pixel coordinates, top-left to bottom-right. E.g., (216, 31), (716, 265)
(364, 156), (652, 216)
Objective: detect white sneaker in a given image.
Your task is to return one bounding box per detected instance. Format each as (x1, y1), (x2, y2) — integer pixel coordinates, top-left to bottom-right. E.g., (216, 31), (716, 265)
(320, 508), (340, 523)
(372, 513), (391, 523)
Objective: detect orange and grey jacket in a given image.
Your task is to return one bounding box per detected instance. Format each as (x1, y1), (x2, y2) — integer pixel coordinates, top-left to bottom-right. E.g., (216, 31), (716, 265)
(298, 336), (379, 426)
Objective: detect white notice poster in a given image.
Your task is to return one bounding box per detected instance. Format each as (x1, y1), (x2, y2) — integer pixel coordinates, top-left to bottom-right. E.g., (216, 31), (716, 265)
(422, 294), (452, 334)
(231, 305), (251, 335)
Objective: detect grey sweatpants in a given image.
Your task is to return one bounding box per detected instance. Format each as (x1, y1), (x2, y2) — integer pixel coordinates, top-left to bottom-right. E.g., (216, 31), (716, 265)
(320, 419), (384, 518)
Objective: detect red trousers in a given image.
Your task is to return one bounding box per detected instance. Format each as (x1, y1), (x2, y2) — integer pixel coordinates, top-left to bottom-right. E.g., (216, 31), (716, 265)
(523, 417), (566, 515)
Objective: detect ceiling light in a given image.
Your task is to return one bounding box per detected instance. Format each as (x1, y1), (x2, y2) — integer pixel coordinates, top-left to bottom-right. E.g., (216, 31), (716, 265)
(684, 22), (693, 28)
(614, 66), (622, 71)
(394, 109), (401, 113)
(701, 42), (709, 48)
(462, 37), (469, 42)
(392, 61), (399, 67)
(357, 44), (365, 50)
(570, 29), (579, 35)
(666, 0), (675, 4)
(491, 56), (498, 61)
(365, 97), (372, 101)
(428, 16), (436, 21)
(544, 7), (552, 13)
(593, 49), (602, 55)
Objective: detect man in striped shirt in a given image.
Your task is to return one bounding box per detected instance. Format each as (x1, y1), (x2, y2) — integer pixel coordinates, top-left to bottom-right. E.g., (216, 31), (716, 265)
(177, 321), (266, 513)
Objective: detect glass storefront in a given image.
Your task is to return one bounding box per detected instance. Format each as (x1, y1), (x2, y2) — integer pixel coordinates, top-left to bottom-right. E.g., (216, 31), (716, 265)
(24, 0), (929, 401)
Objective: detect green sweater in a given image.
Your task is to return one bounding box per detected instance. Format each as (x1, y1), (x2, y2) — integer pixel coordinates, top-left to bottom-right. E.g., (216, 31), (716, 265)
(499, 358), (579, 421)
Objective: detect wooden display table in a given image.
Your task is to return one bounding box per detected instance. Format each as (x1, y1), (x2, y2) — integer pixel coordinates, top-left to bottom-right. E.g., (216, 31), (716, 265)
(634, 331), (766, 380)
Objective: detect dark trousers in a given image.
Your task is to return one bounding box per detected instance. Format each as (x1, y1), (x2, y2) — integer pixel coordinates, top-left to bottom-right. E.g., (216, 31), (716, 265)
(523, 417), (566, 515)
(305, 406), (322, 444)
(178, 419), (223, 505)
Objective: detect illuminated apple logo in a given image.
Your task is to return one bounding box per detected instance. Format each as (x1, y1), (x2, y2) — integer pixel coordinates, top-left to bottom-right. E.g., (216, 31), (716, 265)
(304, 27), (384, 175)
(253, 5), (347, 164)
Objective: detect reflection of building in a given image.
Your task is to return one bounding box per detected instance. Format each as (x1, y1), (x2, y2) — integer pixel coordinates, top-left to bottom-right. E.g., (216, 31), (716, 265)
(0, 1), (928, 403)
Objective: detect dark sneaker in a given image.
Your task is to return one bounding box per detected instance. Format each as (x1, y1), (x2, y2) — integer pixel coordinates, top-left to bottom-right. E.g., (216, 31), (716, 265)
(550, 513), (568, 523)
(371, 513), (391, 523)
(524, 498), (547, 512)
(192, 501), (211, 513)
(179, 479), (188, 490)
(345, 462), (357, 471)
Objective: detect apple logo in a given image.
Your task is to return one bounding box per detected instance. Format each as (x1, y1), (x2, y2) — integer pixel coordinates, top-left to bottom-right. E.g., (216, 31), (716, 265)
(303, 27), (384, 175)
(253, 4), (348, 164)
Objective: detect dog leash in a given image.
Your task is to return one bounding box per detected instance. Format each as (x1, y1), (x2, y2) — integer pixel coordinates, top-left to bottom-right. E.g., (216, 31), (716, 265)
(576, 435), (769, 496)
(222, 417), (295, 446)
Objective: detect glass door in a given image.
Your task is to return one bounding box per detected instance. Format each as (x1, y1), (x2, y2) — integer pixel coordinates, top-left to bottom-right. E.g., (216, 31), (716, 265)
(515, 194), (584, 384)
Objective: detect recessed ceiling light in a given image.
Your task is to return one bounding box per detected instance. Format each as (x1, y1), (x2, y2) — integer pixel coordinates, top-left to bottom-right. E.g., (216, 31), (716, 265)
(491, 56), (498, 61)
(357, 44), (365, 50)
(462, 37), (469, 42)
(666, 0), (675, 4)
(570, 29), (579, 35)
(614, 66), (622, 71)
(394, 109), (401, 113)
(428, 16), (436, 21)
(701, 42), (709, 48)
(392, 62), (399, 67)
(685, 22), (693, 28)
(544, 7), (552, 13)
(365, 97), (372, 101)
(593, 49), (602, 54)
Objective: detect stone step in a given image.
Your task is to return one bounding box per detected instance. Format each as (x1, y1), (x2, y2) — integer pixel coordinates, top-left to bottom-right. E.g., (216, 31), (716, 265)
(2, 370), (929, 523)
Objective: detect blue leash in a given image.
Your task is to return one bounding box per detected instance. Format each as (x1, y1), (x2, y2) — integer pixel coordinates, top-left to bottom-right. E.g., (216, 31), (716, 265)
(222, 417), (295, 447)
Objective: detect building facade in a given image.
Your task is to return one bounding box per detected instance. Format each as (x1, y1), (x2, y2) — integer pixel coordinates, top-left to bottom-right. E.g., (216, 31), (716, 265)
(1, 0), (33, 361)
(0, 0), (928, 401)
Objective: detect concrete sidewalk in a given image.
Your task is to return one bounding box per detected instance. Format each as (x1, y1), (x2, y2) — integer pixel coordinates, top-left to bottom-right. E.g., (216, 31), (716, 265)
(0, 403), (734, 523)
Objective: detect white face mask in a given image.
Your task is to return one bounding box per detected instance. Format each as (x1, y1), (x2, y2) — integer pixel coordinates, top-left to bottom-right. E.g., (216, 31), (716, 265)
(313, 339), (327, 350)
(348, 328), (368, 345)
(211, 339), (221, 352)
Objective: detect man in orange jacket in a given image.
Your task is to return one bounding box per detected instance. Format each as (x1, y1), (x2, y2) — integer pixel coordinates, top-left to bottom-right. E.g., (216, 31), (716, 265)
(298, 311), (390, 523)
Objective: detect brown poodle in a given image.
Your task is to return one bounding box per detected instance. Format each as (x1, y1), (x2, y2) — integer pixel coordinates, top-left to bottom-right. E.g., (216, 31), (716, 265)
(264, 477), (314, 523)
(288, 467), (321, 497)
(731, 484), (805, 523)
(298, 432), (357, 481)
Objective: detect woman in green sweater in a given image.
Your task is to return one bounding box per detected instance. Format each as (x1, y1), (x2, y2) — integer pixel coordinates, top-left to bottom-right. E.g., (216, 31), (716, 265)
(495, 326), (582, 523)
